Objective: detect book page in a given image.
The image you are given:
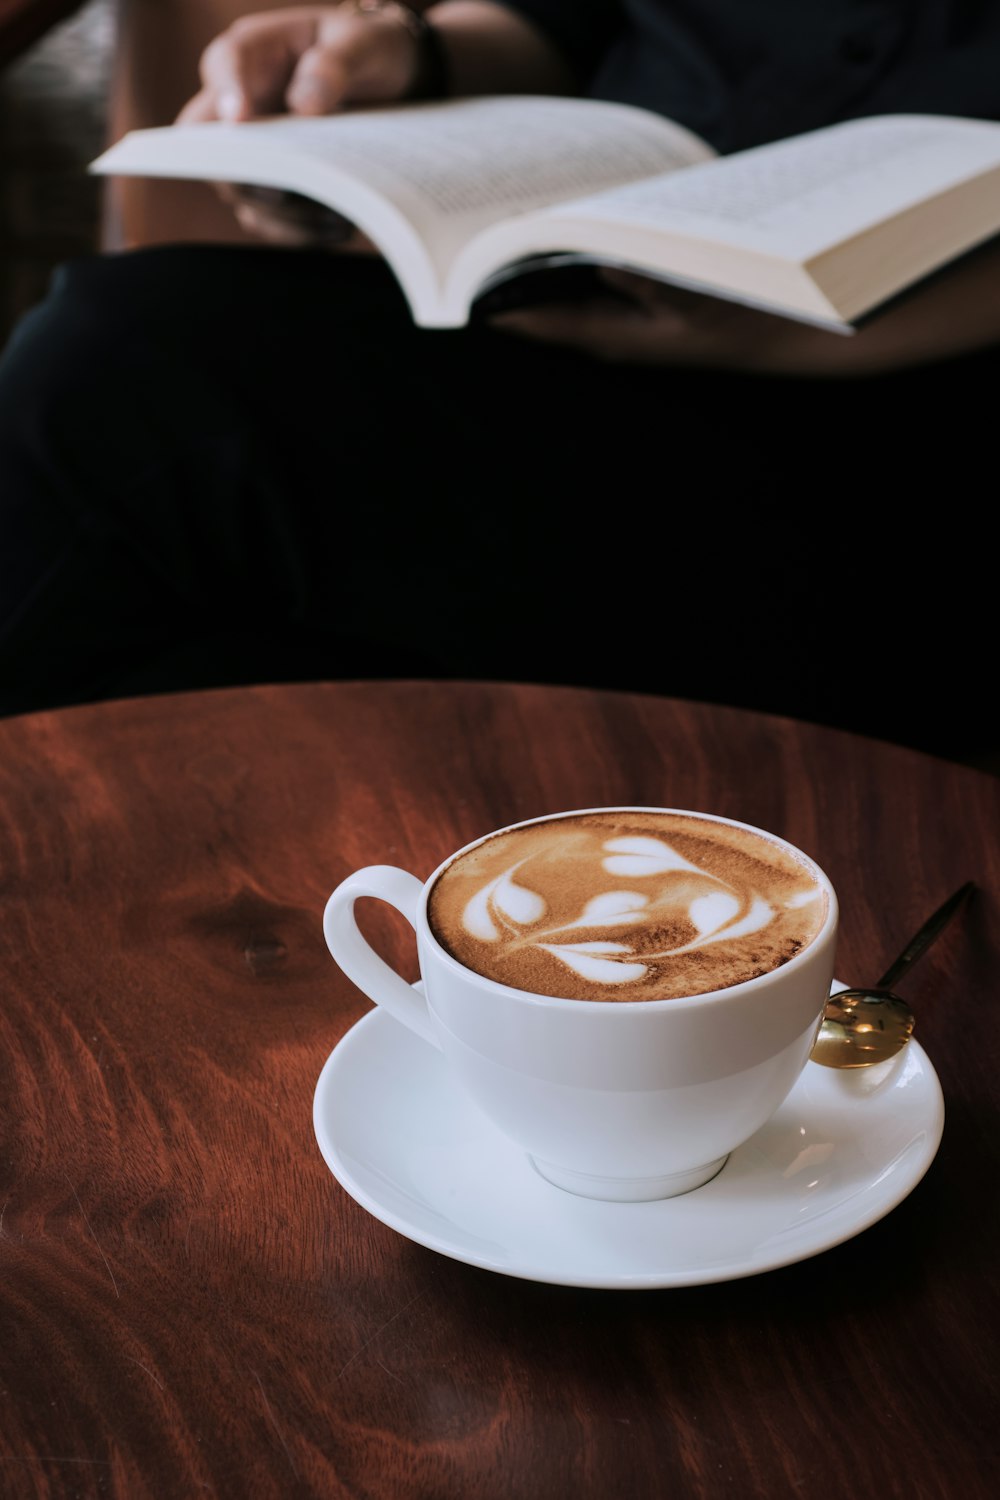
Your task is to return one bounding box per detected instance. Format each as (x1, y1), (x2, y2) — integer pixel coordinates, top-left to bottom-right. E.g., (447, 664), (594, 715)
(272, 96), (712, 224)
(93, 96), (712, 294)
(546, 115), (1000, 260)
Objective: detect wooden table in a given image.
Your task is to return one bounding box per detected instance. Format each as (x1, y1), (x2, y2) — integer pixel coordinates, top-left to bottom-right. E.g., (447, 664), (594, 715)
(1, 680), (997, 1500)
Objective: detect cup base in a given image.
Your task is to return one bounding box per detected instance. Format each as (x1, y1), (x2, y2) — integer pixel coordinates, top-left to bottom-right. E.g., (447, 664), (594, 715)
(528, 1154), (729, 1202)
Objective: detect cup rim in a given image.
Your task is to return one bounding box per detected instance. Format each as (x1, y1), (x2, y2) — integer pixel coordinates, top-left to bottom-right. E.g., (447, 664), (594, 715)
(417, 805), (838, 1012)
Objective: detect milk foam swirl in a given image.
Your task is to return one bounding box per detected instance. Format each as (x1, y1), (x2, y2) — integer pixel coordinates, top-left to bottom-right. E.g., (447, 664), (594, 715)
(427, 812), (826, 1001)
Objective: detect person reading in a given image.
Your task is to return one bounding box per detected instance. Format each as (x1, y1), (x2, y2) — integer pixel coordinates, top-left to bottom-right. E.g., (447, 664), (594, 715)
(0, 0), (995, 764)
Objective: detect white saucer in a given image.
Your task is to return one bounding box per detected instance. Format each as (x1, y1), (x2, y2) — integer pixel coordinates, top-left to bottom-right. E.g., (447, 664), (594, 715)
(312, 991), (944, 1289)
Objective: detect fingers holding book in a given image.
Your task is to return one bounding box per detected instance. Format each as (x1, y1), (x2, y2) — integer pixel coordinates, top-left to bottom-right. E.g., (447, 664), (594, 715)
(175, 3), (430, 125)
(212, 183), (376, 252)
(487, 268), (830, 374)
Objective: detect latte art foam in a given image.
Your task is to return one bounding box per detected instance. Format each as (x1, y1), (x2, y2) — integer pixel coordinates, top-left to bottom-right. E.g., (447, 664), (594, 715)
(427, 811), (827, 1001)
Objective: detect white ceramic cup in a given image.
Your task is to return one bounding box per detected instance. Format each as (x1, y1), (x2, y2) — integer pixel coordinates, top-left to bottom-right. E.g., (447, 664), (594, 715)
(323, 807), (838, 1202)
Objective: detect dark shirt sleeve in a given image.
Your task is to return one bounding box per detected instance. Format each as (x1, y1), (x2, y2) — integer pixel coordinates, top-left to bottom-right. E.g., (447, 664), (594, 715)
(495, 1), (624, 83)
(866, 31), (1000, 122)
(493, 2), (1000, 151)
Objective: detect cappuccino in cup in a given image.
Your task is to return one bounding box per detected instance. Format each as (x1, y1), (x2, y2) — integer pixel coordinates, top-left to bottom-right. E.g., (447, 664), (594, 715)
(427, 809), (827, 1002)
(323, 808), (838, 1201)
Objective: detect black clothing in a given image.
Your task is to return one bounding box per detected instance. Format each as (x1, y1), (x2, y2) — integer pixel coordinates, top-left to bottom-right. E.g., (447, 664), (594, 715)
(0, 246), (993, 763)
(503, 2), (1000, 151)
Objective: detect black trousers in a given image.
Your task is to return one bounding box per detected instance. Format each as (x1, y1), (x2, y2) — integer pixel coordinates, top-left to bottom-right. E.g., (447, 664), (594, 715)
(0, 244), (991, 759)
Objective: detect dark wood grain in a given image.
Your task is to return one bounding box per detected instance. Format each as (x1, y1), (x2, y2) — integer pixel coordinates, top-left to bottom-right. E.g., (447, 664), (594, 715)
(1, 681), (997, 1500)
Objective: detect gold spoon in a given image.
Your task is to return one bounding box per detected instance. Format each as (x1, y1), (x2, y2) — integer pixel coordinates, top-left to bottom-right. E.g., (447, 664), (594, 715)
(810, 882), (974, 1069)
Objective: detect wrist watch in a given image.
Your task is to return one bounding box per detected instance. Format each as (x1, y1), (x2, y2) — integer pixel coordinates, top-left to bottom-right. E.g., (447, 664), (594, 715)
(338, 0), (451, 100)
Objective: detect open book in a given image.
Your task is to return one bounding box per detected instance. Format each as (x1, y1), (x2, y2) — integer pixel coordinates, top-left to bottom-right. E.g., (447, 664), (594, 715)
(91, 95), (1000, 332)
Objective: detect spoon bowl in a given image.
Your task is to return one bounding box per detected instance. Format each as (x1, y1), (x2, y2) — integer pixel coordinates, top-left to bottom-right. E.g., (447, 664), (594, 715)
(809, 882), (973, 1069)
(809, 987), (915, 1069)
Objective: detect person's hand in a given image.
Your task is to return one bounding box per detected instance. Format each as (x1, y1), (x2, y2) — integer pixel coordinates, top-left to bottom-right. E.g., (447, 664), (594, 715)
(177, 5), (424, 249)
(173, 0), (579, 250)
(212, 183), (374, 249)
(488, 268), (867, 376)
(177, 3), (427, 123)
(489, 251), (1000, 378)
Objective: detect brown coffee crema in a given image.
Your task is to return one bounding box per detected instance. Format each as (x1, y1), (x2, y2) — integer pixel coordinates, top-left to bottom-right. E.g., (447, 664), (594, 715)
(427, 811), (828, 1001)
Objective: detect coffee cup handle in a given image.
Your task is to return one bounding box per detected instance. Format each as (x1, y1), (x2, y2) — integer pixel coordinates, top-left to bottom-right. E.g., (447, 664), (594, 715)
(323, 866), (441, 1049)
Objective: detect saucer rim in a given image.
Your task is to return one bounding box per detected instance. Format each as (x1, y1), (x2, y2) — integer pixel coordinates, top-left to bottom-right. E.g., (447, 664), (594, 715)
(313, 992), (944, 1290)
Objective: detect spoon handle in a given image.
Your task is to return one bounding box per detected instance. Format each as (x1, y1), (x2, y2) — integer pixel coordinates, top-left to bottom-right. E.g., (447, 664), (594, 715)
(877, 881), (975, 989)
